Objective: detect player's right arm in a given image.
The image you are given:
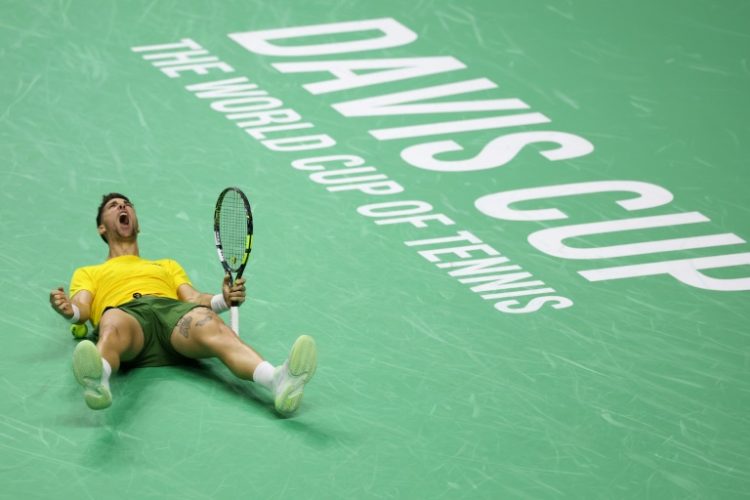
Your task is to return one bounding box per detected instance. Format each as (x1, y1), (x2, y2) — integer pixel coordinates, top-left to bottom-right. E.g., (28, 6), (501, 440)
(49, 287), (93, 325)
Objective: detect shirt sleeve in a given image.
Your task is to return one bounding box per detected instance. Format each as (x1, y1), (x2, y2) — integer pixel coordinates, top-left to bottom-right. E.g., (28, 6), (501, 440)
(167, 260), (192, 291)
(69, 266), (94, 298)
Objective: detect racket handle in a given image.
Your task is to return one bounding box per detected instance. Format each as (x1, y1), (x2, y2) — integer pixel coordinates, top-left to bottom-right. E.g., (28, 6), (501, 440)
(230, 306), (239, 336)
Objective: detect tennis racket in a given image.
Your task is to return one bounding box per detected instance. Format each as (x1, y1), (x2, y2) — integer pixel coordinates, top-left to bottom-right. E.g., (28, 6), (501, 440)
(213, 187), (253, 336)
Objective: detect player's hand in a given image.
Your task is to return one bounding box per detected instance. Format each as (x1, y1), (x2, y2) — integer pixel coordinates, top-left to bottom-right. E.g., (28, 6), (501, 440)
(49, 287), (74, 319)
(222, 274), (246, 307)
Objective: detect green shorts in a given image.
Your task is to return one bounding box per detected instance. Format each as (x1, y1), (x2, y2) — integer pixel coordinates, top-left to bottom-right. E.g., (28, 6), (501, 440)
(101, 296), (205, 368)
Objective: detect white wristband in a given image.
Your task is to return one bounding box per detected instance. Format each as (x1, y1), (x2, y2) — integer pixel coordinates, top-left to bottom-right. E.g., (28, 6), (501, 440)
(211, 293), (229, 313)
(69, 304), (81, 324)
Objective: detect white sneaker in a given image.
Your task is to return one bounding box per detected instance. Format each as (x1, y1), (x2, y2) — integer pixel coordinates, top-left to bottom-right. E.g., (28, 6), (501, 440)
(72, 340), (112, 410)
(273, 335), (317, 416)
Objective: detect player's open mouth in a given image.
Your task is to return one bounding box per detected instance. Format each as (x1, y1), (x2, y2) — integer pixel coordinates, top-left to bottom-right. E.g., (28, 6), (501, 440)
(118, 212), (130, 226)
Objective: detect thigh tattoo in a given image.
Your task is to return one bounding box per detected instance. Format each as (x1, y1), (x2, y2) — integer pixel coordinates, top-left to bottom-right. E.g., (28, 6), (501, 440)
(177, 309), (215, 339)
(194, 309), (214, 328)
(177, 315), (193, 338)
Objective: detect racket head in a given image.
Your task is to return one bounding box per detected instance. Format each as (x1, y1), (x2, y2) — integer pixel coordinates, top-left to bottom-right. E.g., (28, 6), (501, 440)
(213, 187), (253, 280)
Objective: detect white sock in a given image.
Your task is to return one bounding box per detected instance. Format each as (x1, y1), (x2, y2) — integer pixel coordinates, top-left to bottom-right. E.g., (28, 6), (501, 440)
(252, 361), (276, 391)
(101, 359), (112, 389)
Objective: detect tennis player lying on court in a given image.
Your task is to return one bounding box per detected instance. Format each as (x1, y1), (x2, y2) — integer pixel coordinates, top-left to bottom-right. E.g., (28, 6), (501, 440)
(48, 193), (317, 416)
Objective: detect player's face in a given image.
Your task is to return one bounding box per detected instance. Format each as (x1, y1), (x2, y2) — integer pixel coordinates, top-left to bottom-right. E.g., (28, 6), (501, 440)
(98, 198), (139, 243)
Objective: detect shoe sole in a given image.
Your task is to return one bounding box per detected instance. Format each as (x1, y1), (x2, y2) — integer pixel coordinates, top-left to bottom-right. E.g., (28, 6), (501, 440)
(275, 335), (317, 416)
(72, 340), (112, 410)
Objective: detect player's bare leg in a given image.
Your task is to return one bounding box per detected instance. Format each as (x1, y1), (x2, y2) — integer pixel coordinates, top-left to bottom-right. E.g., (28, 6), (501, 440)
(169, 307), (317, 416)
(96, 309), (145, 371)
(72, 309), (144, 410)
(169, 307), (263, 378)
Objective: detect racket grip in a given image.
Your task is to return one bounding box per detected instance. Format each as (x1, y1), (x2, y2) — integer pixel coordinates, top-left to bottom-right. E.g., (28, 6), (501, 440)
(230, 306), (239, 336)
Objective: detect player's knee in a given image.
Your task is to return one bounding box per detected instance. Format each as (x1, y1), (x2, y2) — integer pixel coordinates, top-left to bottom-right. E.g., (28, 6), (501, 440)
(98, 310), (125, 339)
(97, 308), (142, 353)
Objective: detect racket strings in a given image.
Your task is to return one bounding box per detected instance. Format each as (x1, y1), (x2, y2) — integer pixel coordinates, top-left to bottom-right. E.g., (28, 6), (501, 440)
(219, 191), (248, 271)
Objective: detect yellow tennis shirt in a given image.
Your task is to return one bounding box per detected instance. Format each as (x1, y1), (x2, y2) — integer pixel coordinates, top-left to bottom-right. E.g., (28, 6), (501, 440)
(69, 255), (192, 326)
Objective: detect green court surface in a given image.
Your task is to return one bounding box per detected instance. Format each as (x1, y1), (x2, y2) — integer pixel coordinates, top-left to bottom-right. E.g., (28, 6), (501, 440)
(2, 1), (749, 498)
